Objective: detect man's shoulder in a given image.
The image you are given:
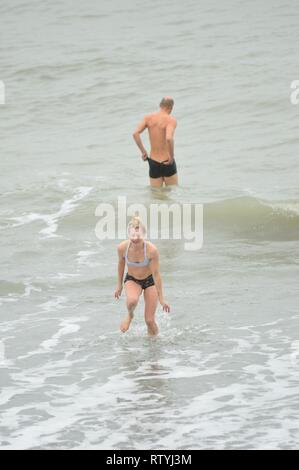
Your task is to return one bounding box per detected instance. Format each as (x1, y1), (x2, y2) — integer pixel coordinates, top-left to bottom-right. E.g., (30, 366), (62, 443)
(169, 115), (177, 125)
(145, 112), (157, 120)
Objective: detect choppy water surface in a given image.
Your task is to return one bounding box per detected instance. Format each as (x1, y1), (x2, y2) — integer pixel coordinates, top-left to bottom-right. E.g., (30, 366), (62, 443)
(0, 0), (299, 449)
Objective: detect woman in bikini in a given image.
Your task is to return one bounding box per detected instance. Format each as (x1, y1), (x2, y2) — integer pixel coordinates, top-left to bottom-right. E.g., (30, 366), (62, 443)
(114, 216), (170, 336)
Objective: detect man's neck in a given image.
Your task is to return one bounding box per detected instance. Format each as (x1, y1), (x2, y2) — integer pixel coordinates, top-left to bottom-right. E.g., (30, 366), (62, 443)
(159, 108), (170, 115)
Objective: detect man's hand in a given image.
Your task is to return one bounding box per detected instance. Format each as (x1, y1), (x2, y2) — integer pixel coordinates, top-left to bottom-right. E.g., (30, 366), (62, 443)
(114, 285), (123, 299)
(162, 157), (173, 166)
(141, 150), (148, 161)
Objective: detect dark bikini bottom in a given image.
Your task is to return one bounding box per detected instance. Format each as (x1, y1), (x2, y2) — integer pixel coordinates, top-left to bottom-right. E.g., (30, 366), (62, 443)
(124, 273), (155, 290)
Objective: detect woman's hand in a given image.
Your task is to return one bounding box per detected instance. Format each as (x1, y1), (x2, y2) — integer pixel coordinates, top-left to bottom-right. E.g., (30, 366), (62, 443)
(161, 301), (170, 313)
(114, 285), (123, 299)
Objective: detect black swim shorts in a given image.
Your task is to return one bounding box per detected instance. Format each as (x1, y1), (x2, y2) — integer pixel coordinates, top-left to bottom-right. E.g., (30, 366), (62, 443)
(147, 157), (177, 179)
(124, 273), (155, 290)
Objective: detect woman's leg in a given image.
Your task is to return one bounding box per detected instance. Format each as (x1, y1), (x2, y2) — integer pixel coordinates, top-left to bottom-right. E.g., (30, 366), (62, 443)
(143, 285), (159, 336)
(120, 280), (142, 333)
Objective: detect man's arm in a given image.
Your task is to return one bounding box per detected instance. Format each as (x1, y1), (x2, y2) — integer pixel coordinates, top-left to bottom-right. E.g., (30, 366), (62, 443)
(133, 117), (148, 160)
(166, 118), (177, 163)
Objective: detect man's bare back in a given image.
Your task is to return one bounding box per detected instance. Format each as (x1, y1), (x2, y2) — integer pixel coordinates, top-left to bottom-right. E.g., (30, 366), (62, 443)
(133, 97), (178, 187)
(146, 111), (177, 162)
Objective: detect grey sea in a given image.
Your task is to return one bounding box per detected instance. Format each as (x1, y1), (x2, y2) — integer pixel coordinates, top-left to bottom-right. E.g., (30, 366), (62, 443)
(1, 0), (299, 450)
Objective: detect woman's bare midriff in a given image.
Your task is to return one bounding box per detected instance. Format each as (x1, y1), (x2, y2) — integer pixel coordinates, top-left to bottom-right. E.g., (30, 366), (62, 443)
(127, 266), (152, 280)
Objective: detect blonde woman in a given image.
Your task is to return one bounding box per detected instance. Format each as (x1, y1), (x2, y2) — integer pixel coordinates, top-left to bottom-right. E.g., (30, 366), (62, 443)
(114, 217), (170, 336)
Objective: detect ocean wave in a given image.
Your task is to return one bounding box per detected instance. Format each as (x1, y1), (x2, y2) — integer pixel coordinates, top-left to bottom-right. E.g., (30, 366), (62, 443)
(0, 279), (42, 299)
(7, 186), (93, 238)
(204, 196), (299, 241)
(10, 57), (118, 80)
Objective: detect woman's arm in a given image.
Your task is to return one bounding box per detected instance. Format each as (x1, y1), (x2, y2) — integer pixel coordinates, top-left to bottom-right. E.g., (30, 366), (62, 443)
(149, 248), (170, 312)
(115, 244), (125, 299)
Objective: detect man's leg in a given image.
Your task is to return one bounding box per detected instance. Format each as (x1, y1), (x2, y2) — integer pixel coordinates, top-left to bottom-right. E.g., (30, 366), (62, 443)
(143, 286), (159, 336)
(150, 177), (164, 188)
(164, 173), (178, 186)
(120, 281), (142, 333)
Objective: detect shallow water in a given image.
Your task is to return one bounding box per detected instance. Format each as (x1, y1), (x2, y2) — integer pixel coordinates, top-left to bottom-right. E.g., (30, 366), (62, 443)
(0, 0), (299, 450)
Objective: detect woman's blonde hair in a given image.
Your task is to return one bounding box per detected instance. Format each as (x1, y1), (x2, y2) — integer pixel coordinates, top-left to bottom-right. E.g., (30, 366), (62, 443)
(127, 215), (146, 237)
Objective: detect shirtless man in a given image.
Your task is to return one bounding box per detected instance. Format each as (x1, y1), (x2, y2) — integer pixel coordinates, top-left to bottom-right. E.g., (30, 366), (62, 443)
(133, 96), (178, 187)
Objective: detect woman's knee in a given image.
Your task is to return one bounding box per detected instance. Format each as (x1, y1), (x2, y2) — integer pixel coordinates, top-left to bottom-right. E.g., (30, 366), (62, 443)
(126, 296), (139, 309)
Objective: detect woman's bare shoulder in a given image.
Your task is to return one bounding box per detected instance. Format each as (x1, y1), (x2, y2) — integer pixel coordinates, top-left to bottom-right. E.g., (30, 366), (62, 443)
(117, 240), (129, 253)
(146, 240), (158, 256)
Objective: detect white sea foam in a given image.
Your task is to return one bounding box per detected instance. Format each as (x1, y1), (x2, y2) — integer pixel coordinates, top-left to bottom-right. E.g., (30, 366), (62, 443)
(39, 296), (68, 312)
(1, 0), (299, 451)
(39, 186), (93, 238)
(40, 322), (81, 351)
(17, 317), (86, 360)
(50, 272), (80, 280)
(8, 186), (92, 238)
(76, 250), (100, 267)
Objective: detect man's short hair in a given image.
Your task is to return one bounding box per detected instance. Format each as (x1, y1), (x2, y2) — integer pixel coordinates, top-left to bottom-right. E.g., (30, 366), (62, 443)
(160, 97), (174, 110)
